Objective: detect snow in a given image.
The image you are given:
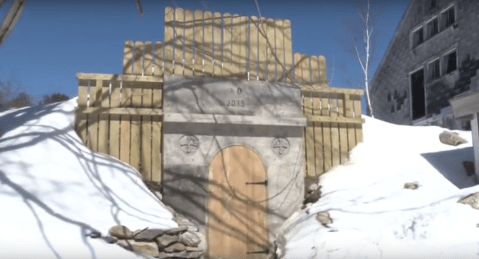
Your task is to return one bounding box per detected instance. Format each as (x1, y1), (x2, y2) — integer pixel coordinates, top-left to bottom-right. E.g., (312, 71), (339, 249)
(278, 116), (479, 259)
(0, 98), (177, 259)
(2, 98), (479, 259)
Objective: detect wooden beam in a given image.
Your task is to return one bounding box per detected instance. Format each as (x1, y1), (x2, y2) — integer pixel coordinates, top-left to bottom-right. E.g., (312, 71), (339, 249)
(301, 85), (364, 96)
(471, 113), (479, 181)
(76, 73), (162, 83)
(76, 107), (163, 116)
(450, 91), (479, 118)
(305, 114), (365, 124)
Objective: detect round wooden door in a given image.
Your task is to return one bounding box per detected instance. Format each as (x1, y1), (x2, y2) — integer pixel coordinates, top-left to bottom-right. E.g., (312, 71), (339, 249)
(207, 145), (268, 259)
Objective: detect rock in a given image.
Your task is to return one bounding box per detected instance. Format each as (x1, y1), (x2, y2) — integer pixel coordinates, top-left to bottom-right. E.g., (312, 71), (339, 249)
(156, 234), (179, 249)
(185, 246), (203, 252)
(458, 192), (479, 210)
(316, 211), (332, 226)
(85, 230), (102, 238)
(154, 191), (163, 200)
(164, 242), (186, 253)
(179, 231), (201, 247)
(165, 205), (177, 217)
(132, 227), (149, 238)
(177, 216), (199, 232)
(134, 228), (167, 242)
(116, 239), (160, 258)
(307, 183), (319, 194)
(439, 130), (467, 146)
(158, 251), (203, 259)
(304, 187), (321, 205)
(165, 226), (188, 235)
(463, 161), (475, 176)
(109, 225), (133, 239)
(102, 236), (118, 244)
(404, 182), (419, 190)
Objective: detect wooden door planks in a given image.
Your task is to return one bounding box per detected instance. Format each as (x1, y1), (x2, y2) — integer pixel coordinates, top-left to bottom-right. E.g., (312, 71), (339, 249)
(212, 12), (222, 77)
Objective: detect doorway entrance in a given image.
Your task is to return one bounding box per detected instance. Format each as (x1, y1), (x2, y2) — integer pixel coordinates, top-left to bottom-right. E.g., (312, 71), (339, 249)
(411, 68), (426, 120)
(207, 145), (269, 259)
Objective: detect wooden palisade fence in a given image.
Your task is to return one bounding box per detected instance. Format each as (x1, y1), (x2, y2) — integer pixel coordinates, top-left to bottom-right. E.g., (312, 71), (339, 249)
(75, 6), (364, 184)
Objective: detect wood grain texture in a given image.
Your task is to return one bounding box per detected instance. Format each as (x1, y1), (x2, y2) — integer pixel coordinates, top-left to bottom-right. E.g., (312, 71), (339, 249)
(109, 82), (121, 159)
(274, 19), (284, 82)
(141, 86), (153, 181)
(231, 14), (241, 77)
(193, 10), (204, 76)
(120, 82), (132, 164)
(203, 11), (213, 77)
(207, 146), (268, 259)
(222, 13), (232, 77)
(174, 8), (185, 75)
(239, 16), (248, 79)
(330, 94), (340, 168)
(322, 93), (332, 172)
(130, 86), (142, 171)
(164, 7), (174, 75)
(345, 94), (356, 155)
(313, 92), (323, 175)
(266, 18), (275, 82)
(123, 40), (133, 74)
(76, 82), (89, 146)
(354, 95), (363, 143)
(338, 95), (349, 164)
(98, 79), (109, 154)
(283, 20), (293, 83)
(302, 56), (315, 177)
(184, 9), (194, 76)
(212, 12), (222, 77)
(134, 41), (144, 75)
(144, 41), (153, 76)
(249, 16), (259, 80)
(154, 41), (163, 77)
(257, 17), (267, 81)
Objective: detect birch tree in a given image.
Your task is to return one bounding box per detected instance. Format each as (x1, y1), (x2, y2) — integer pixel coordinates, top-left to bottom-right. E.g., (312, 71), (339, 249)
(336, 0), (385, 118)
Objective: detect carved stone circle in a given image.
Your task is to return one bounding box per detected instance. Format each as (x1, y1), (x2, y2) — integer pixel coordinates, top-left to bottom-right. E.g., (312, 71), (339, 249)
(179, 135), (199, 154)
(271, 138), (289, 156)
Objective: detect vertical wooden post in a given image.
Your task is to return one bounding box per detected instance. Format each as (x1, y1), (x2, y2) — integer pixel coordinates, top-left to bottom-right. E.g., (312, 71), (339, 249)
(274, 19), (284, 82)
(283, 20), (293, 83)
(194, 10), (204, 76)
(76, 79), (89, 146)
(174, 8), (185, 75)
(123, 41), (133, 74)
(213, 12), (222, 77)
(98, 79), (109, 154)
(249, 16), (258, 80)
(231, 14), (241, 77)
(471, 113), (479, 181)
(203, 11), (213, 77)
(257, 17), (268, 81)
(164, 7), (174, 75)
(239, 15), (248, 79)
(184, 9), (194, 76)
(109, 81), (121, 159)
(266, 18), (275, 82)
(222, 13), (232, 77)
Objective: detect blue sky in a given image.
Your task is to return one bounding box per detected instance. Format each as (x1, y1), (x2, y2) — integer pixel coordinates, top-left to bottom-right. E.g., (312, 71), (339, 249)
(0, 0), (409, 114)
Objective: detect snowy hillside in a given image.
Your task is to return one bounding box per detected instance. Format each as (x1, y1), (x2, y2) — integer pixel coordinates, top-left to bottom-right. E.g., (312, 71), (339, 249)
(1, 98), (479, 259)
(0, 98), (177, 259)
(277, 115), (479, 259)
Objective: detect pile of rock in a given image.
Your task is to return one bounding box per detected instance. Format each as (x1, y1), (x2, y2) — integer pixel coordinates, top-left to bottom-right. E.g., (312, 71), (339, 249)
(104, 224), (203, 259)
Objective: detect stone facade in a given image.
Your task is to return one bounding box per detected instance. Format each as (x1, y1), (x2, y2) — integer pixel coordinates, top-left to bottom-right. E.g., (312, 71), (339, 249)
(370, 0), (479, 130)
(161, 75), (305, 255)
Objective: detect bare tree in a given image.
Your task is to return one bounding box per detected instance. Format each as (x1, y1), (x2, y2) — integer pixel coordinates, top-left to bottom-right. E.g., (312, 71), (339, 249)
(336, 0), (385, 117)
(0, 0), (27, 48)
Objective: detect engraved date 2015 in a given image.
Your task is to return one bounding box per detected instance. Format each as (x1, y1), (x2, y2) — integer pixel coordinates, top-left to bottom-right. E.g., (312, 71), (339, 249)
(226, 100), (245, 107)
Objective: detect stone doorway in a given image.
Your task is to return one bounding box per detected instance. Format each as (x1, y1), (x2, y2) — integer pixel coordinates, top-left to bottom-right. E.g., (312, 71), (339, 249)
(207, 145), (268, 259)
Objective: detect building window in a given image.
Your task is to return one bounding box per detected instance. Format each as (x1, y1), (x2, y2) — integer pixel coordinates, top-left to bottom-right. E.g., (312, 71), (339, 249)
(412, 27), (424, 48)
(441, 5), (455, 29)
(426, 17), (438, 38)
(427, 59), (440, 81)
(444, 50), (457, 74)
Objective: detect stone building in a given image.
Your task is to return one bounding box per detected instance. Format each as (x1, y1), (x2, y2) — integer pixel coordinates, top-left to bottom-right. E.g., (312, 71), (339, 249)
(370, 0), (479, 130)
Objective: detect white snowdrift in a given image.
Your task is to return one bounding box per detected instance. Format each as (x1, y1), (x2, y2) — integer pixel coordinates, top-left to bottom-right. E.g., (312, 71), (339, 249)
(0, 98), (177, 259)
(278, 116), (479, 259)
